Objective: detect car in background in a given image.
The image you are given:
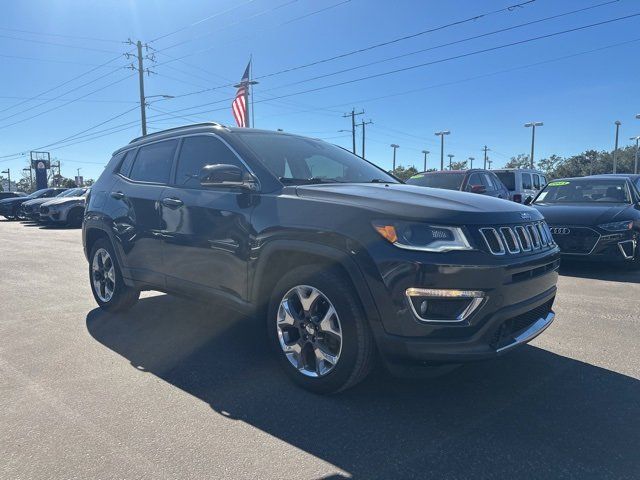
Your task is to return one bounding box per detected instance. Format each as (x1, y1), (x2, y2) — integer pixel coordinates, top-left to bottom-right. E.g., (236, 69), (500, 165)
(595, 173), (640, 192)
(0, 188), (65, 220)
(20, 188), (68, 220)
(531, 175), (640, 266)
(493, 168), (547, 204)
(0, 191), (26, 201)
(406, 169), (510, 199)
(39, 187), (89, 227)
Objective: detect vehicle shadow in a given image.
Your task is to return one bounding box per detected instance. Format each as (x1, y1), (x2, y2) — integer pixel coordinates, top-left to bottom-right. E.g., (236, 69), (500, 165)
(86, 295), (640, 479)
(559, 260), (640, 283)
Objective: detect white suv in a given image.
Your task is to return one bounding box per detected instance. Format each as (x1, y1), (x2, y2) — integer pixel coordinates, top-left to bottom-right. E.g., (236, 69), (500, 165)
(493, 169), (547, 204)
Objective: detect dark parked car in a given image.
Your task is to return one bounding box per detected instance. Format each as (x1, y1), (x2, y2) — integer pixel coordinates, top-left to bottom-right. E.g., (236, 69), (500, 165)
(84, 123), (560, 393)
(531, 175), (640, 265)
(20, 188), (68, 220)
(406, 169), (510, 199)
(0, 191), (26, 201)
(0, 188), (64, 220)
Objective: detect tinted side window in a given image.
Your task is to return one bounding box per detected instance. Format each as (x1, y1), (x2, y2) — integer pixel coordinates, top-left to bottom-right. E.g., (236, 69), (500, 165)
(175, 135), (245, 188)
(467, 173), (482, 186)
(533, 174), (540, 189)
(117, 150), (136, 177)
(522, 173), (532, 190)
(481, 173), (496, 191)
(129, 140), (177, 184)
(541, 176), (547, 187)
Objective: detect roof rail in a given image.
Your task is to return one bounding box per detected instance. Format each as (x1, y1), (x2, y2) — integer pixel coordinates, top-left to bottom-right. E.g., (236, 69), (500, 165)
(128, 122), (227, 144)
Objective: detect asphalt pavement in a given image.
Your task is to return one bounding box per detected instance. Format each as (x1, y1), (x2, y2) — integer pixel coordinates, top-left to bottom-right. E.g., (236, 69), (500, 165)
(1, 219), (639, 479)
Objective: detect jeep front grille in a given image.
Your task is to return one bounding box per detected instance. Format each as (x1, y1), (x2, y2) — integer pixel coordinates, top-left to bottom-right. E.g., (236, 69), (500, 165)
(479, 221), (554, 256)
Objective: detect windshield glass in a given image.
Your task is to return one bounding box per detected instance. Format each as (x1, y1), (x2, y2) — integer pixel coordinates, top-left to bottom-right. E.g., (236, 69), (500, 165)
(406, 172), (465, 190)
(235, 132), (398, 185)
(58, 188), (83, 197)
(28, 188), (50, 198)
(494, 171), (515, 190)
(534, 179), (631, 204)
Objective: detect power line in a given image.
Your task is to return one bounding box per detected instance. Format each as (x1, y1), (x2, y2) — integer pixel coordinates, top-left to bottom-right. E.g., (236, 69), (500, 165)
(0, 26), (121, 43)
(149, 0), (257, 43)
(0, 95), (137, 104)
(0, 53), (127, 115)
(263, 0), (621, 92)
(0, 73), (135, 131)
(0, 32), (121, 54)
(154, 13), (640, 120)
(0, 52), (120, 67)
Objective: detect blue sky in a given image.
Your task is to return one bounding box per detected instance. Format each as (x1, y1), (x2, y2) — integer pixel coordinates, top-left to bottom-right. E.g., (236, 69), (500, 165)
(0, 0), (639, 181)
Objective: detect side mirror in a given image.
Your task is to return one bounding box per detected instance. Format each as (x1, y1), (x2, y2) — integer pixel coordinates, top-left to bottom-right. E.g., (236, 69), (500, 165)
(524, 196), (533, 205)
(199, 164), (257, 190)
(468, 184), (486, 194)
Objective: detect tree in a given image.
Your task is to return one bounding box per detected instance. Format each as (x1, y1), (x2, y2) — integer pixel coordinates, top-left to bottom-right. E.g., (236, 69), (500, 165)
(60, 178), (78, 188)
(390, 165), (419, 181)
(504, 153), (531, 169)
(537, 154), (563, 176)
(450, 160), (467, 170)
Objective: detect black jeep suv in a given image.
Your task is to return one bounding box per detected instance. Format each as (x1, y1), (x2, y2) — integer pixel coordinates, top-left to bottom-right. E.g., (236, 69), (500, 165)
(84, 123), (560, 393)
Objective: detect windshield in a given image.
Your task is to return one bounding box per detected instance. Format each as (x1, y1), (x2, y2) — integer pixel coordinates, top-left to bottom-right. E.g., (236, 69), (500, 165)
(406, 172), (465, 190)
(58, 188), (84, 197)
(28, 188), (51, 198)
(235, 132), (398, 185)
(494, 171), (515, 190)
(534, 179), (631, 204)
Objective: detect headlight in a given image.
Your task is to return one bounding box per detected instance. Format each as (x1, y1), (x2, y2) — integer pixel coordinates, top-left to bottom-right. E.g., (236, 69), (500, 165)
(372, 220), (472, 252)
(598, 220), (633, 232)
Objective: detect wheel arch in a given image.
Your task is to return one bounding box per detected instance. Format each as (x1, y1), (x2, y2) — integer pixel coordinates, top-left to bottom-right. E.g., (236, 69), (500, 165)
(251, 240), (381, 327)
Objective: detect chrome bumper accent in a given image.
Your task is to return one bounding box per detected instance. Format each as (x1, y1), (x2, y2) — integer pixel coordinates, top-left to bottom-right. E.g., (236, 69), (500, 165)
(618, 239), (636, 260)
(496, 311), (555, 353)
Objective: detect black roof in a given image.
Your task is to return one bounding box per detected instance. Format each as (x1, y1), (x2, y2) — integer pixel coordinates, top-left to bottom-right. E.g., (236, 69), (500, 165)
(588, 173), (640, 180)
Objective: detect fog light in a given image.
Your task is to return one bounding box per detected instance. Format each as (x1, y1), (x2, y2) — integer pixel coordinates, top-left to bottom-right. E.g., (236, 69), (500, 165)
(405, 288), (485, 323)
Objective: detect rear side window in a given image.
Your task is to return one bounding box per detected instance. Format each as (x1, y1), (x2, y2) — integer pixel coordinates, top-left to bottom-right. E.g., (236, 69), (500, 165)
(129, 140), (178, 184)
(522, 173), (532, 190)
(481, 173), (496, 191)
(533, 174), (540, 189)
(541, 176), (547, 186)
(494, 171), (515, 190)
(467, 173), (482, 187)
(117, 150), (136, 177)
(175, 135), (245, 188)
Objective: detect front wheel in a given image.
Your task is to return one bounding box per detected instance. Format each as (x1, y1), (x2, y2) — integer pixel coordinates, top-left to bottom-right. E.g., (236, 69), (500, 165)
(267, 266), (375, 394)
(89, 238), (139, 312)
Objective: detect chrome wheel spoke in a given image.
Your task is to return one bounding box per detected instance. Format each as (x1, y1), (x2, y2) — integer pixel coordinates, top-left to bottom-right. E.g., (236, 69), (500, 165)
(92, 248), (116, 303)
(276, 285), (342, 378)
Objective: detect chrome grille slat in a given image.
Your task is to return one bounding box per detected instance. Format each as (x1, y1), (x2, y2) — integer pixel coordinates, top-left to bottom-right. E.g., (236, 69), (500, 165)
(480, 221), (554, 256)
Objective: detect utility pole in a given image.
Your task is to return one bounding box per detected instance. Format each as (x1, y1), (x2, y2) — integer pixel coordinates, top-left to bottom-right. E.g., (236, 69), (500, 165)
(631, 136), (640, 175)
(447, 154), (455, 170)
(23, 167), (32, 192)
(390, 144), (400, 171)
(76, 168), (82, 187)
(356, 119), (373, 159)
(51, 160), (61, 186)
(482, 145), (490, 169)
(125, 39), (157, 136)
(613, 120), (621, 174)
(524, 121), (543, 168)
(421, 150), (429, 171)
(343, 109), (364, 155)
(487, 158), (493, 170)
(434, 130), (450, 170)
(1, 168), (10, 192)
(469, 157), (475, 169)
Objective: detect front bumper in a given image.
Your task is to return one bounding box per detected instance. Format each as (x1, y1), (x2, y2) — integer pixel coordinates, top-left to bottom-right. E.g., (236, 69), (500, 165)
(359, 244), (560, 366)
(550, 225), (638, 262)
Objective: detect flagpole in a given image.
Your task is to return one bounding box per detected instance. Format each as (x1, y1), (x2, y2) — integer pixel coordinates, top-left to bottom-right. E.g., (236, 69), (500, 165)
(250, 55), (255, 129)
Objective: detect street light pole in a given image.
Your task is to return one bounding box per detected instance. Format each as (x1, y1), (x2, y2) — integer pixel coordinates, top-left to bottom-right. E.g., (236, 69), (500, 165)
(631, 135), (640, 175)
(23, 167), (32, 192)
(434, 131), (450, 170)
(447, 154), (455, 170)
(524, 121), (543, 168)
(468, 157), (474, 169)
(390, 144), (400, 171)
(613, 120), (621, 173)
(421, 150), (429, 171)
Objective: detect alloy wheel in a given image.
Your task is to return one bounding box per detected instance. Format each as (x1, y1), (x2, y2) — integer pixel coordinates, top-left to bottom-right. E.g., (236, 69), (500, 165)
(92, 248), (116, 302)
(276, 285), (343, 377)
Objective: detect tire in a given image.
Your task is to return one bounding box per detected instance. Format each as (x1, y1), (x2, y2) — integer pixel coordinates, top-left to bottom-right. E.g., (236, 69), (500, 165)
(267, 266), (375, 394)
(89, 238), (139, 313)
(66, 207), (84, 228)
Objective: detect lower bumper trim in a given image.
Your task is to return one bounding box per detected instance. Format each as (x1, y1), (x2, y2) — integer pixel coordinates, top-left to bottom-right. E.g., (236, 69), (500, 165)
(496, 312), (555, 353)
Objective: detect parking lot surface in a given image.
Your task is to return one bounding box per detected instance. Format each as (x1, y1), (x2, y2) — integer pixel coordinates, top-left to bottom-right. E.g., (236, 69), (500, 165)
(1, 220), (639, 479)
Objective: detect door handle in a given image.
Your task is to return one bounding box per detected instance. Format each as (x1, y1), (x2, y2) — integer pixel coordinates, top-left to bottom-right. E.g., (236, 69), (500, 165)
(110, 191), (124, 200)
(161, 197), (184, 208)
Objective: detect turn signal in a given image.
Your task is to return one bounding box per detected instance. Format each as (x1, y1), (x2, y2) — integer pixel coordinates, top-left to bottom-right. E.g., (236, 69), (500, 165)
(374, 224), (398, 243)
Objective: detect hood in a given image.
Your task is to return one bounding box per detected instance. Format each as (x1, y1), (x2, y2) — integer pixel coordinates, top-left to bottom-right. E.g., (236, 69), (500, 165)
(42, 196), (85, 207)
(0, 196), (29, 206)
(23, 197), (55, 207)
(293, 183), (541, 225)
(532, 203), (635, 225)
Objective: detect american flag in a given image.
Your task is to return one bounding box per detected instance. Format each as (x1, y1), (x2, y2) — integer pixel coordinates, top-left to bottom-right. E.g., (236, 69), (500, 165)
(232, 61), (251, 128)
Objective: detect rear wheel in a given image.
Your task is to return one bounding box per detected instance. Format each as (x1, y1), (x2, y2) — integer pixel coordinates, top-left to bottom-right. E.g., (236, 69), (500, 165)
(89, 238), (139, 312)
(267, 266), (375, 394)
